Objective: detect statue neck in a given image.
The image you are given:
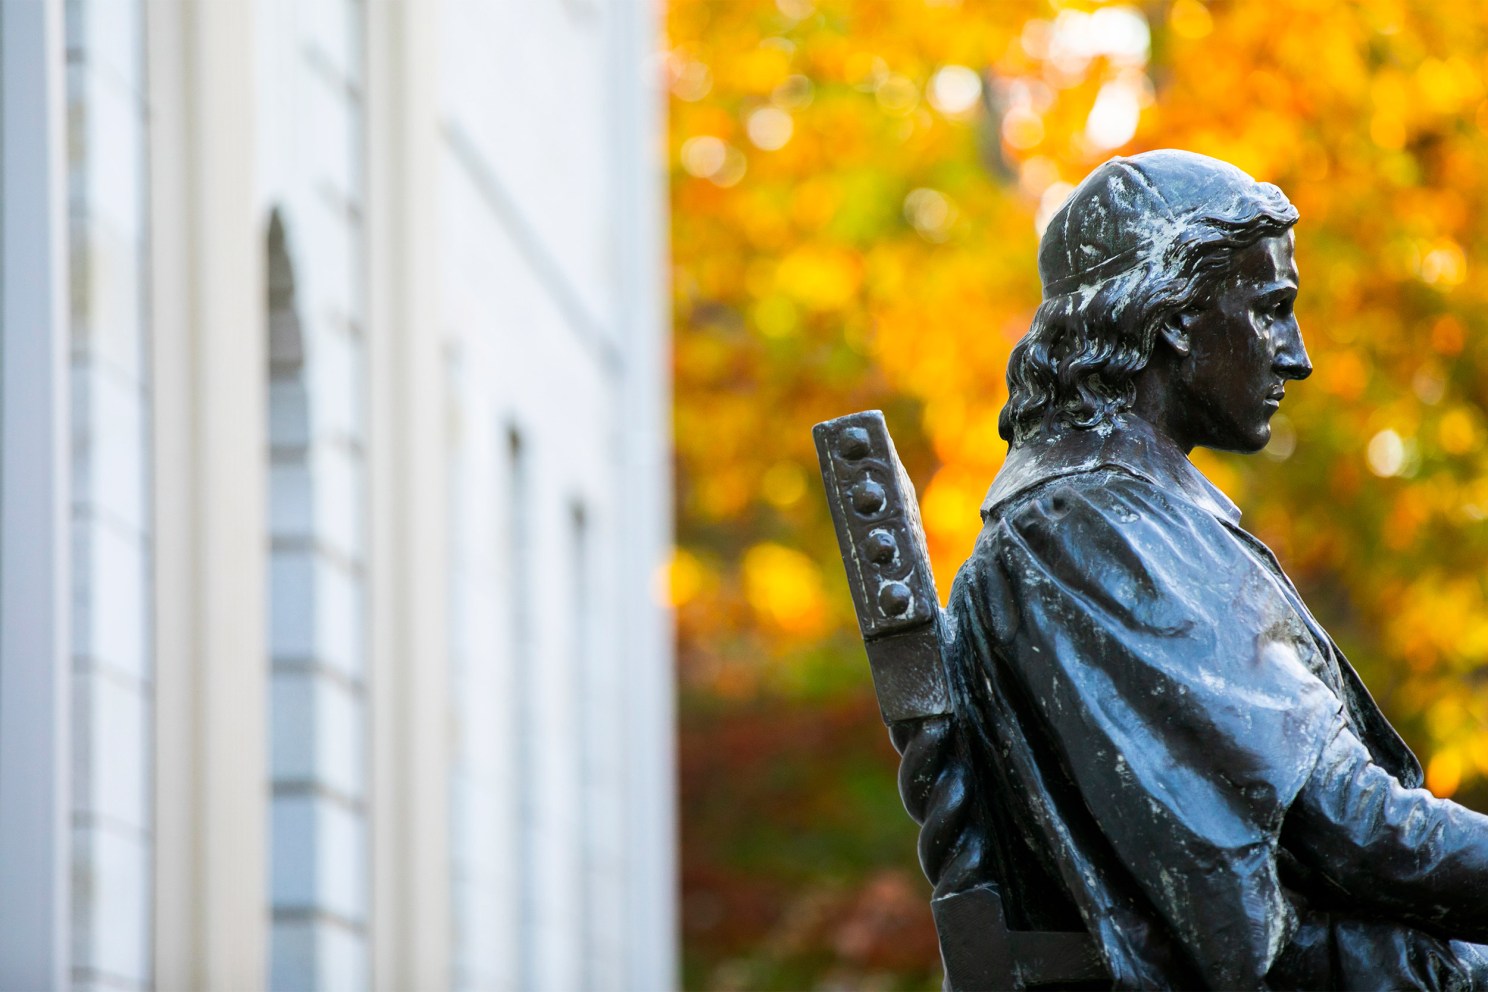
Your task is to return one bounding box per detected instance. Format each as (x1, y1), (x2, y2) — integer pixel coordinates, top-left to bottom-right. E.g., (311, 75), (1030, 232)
(1130, 357), (1195, 455)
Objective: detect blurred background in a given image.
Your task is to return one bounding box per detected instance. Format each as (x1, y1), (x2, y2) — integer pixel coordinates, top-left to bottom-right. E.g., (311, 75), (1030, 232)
(3, 1), (1488, 991)
(670, 0), (1488, 989)
(0, 2), (670, 990)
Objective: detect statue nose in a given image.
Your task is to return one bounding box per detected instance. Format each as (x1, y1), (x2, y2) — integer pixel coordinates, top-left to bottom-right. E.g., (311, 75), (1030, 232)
(1274, 323), (1312, 380)
(1276, 351), (1312, 380)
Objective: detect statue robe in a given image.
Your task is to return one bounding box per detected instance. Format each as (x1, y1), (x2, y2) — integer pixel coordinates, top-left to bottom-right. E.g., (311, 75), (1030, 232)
(945, 416), (1488, 990)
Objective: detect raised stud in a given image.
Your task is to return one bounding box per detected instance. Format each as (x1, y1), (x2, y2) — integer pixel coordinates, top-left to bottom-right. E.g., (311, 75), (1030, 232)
(850, 480), (887, 515)
(865, 529), (897, 565)
(839, 427), (872, 459)
(878, 580), (913, 618)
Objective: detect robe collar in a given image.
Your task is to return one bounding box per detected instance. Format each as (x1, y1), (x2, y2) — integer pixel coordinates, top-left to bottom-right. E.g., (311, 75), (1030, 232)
(980, 415), (1242, 526)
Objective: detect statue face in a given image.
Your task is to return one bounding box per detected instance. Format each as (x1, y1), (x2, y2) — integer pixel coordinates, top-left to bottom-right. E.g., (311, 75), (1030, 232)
(1173, 231), (1310, 453)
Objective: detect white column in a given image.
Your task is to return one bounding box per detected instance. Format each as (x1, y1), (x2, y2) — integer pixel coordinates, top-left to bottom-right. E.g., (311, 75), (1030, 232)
(261, 3), (373, 985)
(610, 0), (677, 987)
(366, 1), (451, 988)
(66, 1), (155, 987)
(0, 0), (71, 986)
(149, 2), (269, 988)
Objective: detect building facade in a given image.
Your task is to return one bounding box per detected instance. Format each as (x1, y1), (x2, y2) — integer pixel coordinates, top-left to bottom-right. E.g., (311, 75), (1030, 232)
(0, 2), (674, 990)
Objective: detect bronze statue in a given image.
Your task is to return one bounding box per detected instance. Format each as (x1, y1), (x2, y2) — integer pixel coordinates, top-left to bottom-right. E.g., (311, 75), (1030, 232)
(816, 150), (1488, 990)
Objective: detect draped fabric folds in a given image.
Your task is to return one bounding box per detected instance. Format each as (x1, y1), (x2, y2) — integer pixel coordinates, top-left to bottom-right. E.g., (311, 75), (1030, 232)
(945, 417), (1488, 990)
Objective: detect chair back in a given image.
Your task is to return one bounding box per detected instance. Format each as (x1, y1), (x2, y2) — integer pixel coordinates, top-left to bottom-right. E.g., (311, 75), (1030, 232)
(814, 410), (1108, 991)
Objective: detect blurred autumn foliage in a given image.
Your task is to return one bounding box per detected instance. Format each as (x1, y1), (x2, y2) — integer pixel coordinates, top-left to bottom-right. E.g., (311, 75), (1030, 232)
(669, 0), (1488, 987)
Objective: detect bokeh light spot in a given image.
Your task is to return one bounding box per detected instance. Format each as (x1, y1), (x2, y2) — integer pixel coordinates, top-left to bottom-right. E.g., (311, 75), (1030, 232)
(772, 74), (814, 110)
(1432, 315), (1467, 355)
(1439, 407), (1478, 454)
(712, 147), (749, 187)
(1090, 6), (1151, 63)
(1367, 428), (1405, 477)
(762, 461), (808, 508)
(927, 65), (983, 117)
(742, 542), (828, 636)
(1002, 106), (1045, 150)
(1428, 750), (1463, 797)
(747, 106), (795, 150)
(904, 187), (956, 242)
(1418, 238), (1467, 287)
(666, 549), (705, 607)
(671, 58), (713, 102)
(1412, 363), (1447, 405)
(752, 295), (799, 338)
(1169, 0), (1213, 40)
(681, 135), (727, 178)
(1086, 79), (1142, 150)
(875, 74), (920, 116)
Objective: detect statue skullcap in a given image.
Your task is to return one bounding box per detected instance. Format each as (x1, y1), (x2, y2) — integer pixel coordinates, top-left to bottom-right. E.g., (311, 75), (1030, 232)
(1038, 149), (1297, 298)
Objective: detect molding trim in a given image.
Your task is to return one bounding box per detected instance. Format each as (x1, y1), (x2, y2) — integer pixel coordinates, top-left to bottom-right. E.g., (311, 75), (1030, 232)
(0, 0), (72, 984)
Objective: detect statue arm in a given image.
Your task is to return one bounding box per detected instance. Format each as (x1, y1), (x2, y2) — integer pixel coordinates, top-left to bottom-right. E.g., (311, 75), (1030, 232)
(1284, 720), (1488, 943)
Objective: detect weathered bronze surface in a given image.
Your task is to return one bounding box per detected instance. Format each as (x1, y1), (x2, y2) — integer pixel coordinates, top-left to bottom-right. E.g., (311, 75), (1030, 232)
(817, 150), (1488, 990)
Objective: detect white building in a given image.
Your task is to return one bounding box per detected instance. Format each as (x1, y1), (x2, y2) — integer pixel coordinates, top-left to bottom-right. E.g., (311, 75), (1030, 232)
(0, 2), (674, 990)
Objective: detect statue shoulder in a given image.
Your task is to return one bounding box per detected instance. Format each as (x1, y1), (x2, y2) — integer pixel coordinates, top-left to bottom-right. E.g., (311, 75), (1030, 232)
(958, 463), (1256, 645)
(980, 464), (1204, 543)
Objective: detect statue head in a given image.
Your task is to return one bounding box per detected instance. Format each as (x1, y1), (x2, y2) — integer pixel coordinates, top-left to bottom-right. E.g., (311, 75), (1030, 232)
(999, 149), (1303, 448)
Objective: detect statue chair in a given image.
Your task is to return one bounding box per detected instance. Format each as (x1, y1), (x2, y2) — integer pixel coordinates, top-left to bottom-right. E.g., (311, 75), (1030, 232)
(814, 410), (1110, 992)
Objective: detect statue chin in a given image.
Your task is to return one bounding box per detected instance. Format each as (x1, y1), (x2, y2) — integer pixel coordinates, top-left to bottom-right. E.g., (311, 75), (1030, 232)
(1205, 426), (1271, 454)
